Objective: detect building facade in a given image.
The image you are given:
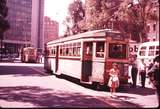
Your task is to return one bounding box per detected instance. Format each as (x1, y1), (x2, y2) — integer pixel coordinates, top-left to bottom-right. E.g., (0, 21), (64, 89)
(3, 0), (44, 56)
(44, 16), (59, 43)
(146, 0), (159, 41)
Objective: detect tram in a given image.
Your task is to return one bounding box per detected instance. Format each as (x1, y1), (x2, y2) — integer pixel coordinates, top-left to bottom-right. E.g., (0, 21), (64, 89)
(21, 47), (37, 63)
(137, 41), (159, 66)
(44, 29), (130, 88)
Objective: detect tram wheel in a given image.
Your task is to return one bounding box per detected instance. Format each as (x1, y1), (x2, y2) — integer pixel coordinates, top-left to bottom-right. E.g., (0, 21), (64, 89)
(92, 82), (102, 91)
(55, 74), (62, 78)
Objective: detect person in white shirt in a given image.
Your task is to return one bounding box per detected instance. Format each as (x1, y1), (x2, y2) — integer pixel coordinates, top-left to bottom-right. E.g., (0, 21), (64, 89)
(139, 59), (147, 88)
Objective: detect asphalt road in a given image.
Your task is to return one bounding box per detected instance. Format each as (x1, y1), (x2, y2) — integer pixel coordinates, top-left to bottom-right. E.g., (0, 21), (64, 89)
(0, 62), (159, 108)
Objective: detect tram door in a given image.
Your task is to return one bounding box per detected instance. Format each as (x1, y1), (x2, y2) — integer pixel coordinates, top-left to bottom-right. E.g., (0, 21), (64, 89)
(55, 46), (59, 72)
(81, 42), (93, 82)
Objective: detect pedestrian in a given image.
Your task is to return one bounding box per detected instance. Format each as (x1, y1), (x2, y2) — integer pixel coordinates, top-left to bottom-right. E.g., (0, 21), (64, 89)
(148, 59), (154, 71)
(148, 55), (160, 107)
(131, 55), (138, 88)
(139, 59), (147, 88)
(108, 63), (120, 98)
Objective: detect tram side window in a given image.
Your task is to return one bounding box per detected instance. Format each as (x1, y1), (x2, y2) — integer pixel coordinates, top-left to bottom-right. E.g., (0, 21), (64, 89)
(73, 42), (81, 56)
(30, 50), (34, 55)
(60, 46), (62, 56)
(68, 47), (73, 56)
(156, 46), (159, 55)
(48, 47), (51, 56)
(62, 45), (66, 56)
(139, 46), (146, 56)
(109, 43), (126, 59)
(73, 43), (77, 56)
(96, 42), (104, 58)
(59, 43), (81, 57)
(66, 48), (69, 55)
(84, 42), (92, 56)
(148, 46), (155, 56)
(51, 47), (56, 56)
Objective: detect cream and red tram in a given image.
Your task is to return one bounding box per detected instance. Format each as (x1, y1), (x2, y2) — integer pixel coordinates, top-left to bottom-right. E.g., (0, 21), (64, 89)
(44, 29), (130, 88)
(21, 47), (37, 63)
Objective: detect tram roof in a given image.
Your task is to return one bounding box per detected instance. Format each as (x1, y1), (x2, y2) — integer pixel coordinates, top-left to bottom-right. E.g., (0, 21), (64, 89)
(139, 41), (159, 46)
(47, 29), (123, 45)
(23, 47), (36, 50)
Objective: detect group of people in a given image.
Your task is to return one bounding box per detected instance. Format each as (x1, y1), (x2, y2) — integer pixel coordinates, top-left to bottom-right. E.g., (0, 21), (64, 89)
(107, 55), (159, 106)
(131, 54), (160, 106)
(131, 55), (159, 89)
(131, 55), (147, 88)
(147, 55), (160, 106)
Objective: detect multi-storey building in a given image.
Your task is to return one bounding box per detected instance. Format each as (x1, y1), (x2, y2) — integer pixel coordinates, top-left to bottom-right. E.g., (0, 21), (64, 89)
(44, 16), (59, 43)
(146, 0), (159, 41)
(3, 0), (44, 56)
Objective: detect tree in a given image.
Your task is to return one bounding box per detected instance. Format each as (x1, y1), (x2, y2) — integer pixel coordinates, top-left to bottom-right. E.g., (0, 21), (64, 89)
(64, 0), (159, 42)
(85, 0), (123, 30)
(64, 0), (85, 36)
(0, 0), (10, 60)
(114, 0), (159, 42)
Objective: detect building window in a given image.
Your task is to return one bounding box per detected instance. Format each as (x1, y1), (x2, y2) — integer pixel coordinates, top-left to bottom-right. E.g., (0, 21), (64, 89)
(153, 24), (156, 31)
(147, 24), (150, 32)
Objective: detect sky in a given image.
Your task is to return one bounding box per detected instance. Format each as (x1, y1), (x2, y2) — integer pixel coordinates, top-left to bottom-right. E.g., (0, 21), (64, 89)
(44, 0), (85, 36)
(44, 0), (75, 36)
(44, 0), (138, 36)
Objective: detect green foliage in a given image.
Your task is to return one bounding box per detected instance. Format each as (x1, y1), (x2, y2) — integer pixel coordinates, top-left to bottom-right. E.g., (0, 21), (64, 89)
(64, 0), (85, 35)
(85, 0), (122, 30)
(64, 0), (159, 42)
(115, 0), (159, 42)
(68, 0), (85, 24)
(0, 0), (8, 17)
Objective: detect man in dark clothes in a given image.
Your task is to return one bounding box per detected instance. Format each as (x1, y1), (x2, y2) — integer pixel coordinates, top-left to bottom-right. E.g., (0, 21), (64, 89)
(148, 55), (160, 107)
(131, 55), (138, 88)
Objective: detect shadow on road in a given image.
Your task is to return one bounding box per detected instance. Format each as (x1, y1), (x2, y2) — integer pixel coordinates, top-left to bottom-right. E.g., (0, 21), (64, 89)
(0, 66), (48, 77)
(117, 86), (156, 96)
(0, 86), (114, 108)
(52, 74), (156, 96)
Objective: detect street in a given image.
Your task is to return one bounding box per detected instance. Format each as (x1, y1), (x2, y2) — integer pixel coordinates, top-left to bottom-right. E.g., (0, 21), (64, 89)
(0, 62), (159, 108)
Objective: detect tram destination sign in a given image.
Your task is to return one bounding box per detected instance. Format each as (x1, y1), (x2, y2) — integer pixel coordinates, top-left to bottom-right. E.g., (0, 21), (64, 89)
(106, 32), (125, 41)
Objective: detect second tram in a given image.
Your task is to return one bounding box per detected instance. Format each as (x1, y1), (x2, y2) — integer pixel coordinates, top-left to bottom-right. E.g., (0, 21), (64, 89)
(44, 29), (130, 88)
(21, 47), (37, 63)
(137, 41), (159, 66)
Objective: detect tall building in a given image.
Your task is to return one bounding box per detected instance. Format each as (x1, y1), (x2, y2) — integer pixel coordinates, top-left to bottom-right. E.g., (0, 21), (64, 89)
(31, 0), (44, 53)
(44, 16), (59, 43)
(146, 0), (159, 41)
(3, 0), (44, 55)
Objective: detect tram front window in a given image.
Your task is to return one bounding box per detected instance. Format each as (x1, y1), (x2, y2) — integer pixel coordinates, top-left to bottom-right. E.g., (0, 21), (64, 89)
(109, 43), (127, 59)
(96, 42), (104, 58)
